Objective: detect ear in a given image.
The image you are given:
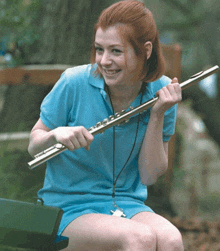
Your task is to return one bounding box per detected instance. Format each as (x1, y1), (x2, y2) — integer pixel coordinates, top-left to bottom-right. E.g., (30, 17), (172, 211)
(144, 41), (153, 60)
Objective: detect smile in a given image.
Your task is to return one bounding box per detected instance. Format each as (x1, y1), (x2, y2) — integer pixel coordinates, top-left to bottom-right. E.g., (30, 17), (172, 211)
(103, 69), (121, 76)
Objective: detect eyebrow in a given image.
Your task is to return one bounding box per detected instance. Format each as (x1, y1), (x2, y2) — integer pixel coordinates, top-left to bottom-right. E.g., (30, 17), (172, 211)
(94, 42), (123, 48)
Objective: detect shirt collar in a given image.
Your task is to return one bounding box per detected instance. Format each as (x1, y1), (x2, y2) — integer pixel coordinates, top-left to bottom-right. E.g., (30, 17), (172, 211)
(88, 64), (105, 90)
(88, 63), (155, 103)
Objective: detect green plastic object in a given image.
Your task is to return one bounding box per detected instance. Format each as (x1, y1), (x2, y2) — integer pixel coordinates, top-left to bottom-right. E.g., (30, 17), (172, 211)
(0, 198), (65, 249)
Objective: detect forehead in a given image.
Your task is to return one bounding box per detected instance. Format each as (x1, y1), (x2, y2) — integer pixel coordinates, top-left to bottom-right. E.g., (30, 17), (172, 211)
(95, 26), (123, 46)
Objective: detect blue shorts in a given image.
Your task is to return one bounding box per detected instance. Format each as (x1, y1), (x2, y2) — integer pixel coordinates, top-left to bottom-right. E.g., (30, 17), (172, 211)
(59, 200), (154, 236)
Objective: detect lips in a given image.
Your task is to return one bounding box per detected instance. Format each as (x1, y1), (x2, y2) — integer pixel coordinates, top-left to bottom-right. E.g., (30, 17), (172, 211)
(103, 69), (121, 76)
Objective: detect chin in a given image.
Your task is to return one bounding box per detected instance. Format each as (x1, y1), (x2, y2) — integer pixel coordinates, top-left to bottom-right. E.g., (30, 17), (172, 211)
(104, 79), (122, 87)
(104, 75), (125, 86)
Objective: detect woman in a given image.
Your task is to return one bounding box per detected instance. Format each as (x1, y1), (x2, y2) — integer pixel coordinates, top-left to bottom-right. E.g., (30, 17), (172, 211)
(28, 1), (184, 250)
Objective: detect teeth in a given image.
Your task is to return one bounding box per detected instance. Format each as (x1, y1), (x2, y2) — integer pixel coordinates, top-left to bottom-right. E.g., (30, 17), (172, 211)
(104, 69), (119, 75)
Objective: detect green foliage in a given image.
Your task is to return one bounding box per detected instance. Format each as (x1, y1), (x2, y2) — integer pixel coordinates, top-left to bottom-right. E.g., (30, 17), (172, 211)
(0, 149), (45, 202)
(198, 193), (220, 213)
(0, 84), (52, 133)
(0, 0), (42, 35)
(0, 84), (51, 202)
(0, 0), (43, 65)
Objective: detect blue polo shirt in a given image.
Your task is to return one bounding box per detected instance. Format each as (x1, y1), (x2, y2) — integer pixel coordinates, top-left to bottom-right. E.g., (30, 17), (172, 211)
(38, 64), (177, 233)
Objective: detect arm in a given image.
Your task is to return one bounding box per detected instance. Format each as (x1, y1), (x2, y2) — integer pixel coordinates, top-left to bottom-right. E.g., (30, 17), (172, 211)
(28, 119), (55, 157)
(138, 78), (181, 185)
(28, 119), (94, 157)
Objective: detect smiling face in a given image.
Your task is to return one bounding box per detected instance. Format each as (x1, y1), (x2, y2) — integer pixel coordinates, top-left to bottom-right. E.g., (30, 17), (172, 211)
(94, 26), (142, 90)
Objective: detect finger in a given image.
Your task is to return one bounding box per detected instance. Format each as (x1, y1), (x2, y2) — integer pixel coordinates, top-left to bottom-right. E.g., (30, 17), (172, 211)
(171, 77), (178, 84)
(75, 134), (89, 149)
(71, 127), (94, 150)
(53, 129), (76, 151)
(83, 129), (94, 151)
(167, 83), (178, 96)
(158, 85), (180, 106)
(60, 140), (75, 151)
(158, 86), (172, 100)
(70, 137), (81, 149)
(169, 82), (182, 101)
(170, 78), (181, 95)
(69, 132), (87, 150)
(156, 77), (179, 97)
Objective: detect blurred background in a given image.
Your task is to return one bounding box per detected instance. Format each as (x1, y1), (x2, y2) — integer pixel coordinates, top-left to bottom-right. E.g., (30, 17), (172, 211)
(0, 0), (220, 250)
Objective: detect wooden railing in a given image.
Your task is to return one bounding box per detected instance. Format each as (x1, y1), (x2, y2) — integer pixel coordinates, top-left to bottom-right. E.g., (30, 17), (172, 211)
(0, 132), (30, 151)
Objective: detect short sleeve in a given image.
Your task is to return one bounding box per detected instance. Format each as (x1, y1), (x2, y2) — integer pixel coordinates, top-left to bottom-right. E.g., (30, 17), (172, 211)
(40, 71), (73, 129)
(163, 103), (178, 142)
(150, 75), (178, 142)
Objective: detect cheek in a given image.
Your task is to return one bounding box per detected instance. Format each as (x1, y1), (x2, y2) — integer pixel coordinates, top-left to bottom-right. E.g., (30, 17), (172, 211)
(129, 55), (141, 70)
(95, 53), (100, 63)
(125, 60), (136, 72)
(115, 56), (127, 68)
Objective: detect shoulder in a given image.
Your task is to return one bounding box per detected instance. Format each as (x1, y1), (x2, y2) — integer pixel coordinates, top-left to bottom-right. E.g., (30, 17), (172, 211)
(149, 75), (171, 94)
(63, 64), (92, 81)
(54, 64), (98, 92)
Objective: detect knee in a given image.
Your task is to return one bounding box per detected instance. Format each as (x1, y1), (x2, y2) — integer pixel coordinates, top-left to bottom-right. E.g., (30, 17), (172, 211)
(121, 226), (156, 250)
(163, 228), (184, 251)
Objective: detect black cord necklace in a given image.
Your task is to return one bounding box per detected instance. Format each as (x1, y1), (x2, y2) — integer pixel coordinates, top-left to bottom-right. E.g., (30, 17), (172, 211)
(106, 84), (145, 217)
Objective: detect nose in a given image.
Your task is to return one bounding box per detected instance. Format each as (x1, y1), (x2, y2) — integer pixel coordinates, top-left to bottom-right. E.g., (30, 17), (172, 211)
(100, 51), (112, 66)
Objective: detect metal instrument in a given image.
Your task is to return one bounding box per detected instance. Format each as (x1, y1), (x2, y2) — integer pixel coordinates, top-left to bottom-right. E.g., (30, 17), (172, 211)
(28, 65), (219, 170)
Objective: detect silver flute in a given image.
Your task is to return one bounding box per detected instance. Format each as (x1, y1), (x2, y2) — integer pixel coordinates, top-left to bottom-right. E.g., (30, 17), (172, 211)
(28, 65), (219, 170)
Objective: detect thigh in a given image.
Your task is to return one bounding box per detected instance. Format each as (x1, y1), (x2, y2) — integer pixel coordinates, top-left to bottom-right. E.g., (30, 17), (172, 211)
(62, 213), (156, 251)
(131, 212), (184, 251)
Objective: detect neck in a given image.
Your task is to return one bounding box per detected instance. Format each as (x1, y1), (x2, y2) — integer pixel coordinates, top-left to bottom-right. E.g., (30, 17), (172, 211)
(106, 81), (144, 112)
(107, 81), (143, 101)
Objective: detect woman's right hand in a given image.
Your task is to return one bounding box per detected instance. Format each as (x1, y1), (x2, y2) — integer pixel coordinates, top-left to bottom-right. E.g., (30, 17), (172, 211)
(52, 126), (94, 151)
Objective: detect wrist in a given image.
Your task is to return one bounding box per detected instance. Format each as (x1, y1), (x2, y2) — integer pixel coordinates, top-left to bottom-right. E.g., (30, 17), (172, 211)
(50, 128), (60, 145)
(150, 108), (165, 120)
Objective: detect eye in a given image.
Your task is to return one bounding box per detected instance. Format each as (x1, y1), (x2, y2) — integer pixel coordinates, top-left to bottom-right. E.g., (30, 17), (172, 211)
(95, 46), (103, 54)
(112, 48), (123, 54)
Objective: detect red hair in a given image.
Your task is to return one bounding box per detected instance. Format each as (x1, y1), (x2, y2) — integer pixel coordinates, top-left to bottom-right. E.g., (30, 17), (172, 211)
(91, 0), (165, 82)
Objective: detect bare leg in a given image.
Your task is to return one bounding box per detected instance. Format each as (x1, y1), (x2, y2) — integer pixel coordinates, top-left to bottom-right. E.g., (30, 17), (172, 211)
(131, 212), (184, 251)
(62, 213), (156, 251)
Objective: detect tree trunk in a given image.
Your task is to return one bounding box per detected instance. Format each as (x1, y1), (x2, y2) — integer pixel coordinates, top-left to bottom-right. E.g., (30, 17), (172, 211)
(27, 0), (117, 65)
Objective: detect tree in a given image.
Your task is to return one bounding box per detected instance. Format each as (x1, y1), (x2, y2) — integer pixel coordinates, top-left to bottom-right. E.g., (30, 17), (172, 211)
(26, 0), (118, 65)
(146, 0), (220, 148)
(0, 0), (42, 65)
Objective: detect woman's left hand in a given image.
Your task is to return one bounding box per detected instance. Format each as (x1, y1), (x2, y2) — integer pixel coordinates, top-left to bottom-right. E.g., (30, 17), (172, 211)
(151, 77), (182, 116)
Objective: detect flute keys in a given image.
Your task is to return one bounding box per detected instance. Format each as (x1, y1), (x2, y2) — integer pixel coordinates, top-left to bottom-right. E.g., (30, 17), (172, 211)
(109, 115), (114, 120)
(102, 118), (108, 125)
(118, 118), (130, 125)
(89, 109), (127, 131)
(55, 143), (65, 149)
(96, 122), (102, 127)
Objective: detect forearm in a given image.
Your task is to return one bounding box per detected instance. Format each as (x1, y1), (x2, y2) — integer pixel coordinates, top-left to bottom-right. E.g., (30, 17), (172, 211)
(28, 129), (56, 157)
(28, 118), (94, 157)
(138, 111), (168, 185)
